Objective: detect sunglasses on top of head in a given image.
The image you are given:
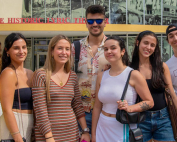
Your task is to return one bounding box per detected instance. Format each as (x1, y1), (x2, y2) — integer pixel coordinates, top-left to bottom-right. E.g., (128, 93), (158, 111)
(86, 19), (104, 25)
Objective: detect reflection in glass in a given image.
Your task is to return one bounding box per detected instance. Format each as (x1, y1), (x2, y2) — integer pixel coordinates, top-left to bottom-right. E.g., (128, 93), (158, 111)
(32, 0), (45, 23)
(71, 0), (82, 23)
(128, 36), (136, 60)
(163, 0), (177, 25)
(82, 0), (94, 18)
(95, 0), (109, 18)
(110, 0), (126, 24)
(128, 0), (143, 24)
(157, 36), (161, 50)
(59, 0), (71, 22)
(22, 0), (32, 18)
(39, 55), (47, 68)
(145, 0), (161, 25)
(24, 39), (32, 70)
(162, 37), (171, 62)
(46, 0), (58, 22)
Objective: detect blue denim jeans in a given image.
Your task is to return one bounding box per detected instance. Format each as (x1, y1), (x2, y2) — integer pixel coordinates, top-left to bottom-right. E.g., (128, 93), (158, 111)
(78, 112), (92, 134)
(138, 107), (175, 142)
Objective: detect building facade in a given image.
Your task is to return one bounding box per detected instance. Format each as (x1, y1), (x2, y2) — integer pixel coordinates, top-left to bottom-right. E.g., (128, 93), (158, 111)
(0, 0), (176, 71)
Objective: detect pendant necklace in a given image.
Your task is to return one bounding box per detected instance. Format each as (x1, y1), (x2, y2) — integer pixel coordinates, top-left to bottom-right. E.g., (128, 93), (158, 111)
(56, 73), (63, 86)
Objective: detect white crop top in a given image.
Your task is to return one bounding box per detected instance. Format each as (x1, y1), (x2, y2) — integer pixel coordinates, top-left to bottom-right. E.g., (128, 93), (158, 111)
(98, 67), (137, 114)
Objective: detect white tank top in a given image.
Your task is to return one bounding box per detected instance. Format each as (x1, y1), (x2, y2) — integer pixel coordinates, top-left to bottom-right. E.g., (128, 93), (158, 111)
(98, 66), (137, 114)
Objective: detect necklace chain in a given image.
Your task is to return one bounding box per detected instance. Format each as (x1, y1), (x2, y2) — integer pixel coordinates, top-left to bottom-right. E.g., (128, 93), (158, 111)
(56, 73), (63, 86)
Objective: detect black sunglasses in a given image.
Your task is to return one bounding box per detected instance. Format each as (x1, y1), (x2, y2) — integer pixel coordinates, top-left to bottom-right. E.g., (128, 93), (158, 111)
(86, 19), (104, 25)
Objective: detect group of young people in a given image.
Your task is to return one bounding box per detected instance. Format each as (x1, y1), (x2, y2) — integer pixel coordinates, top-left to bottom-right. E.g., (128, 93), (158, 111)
(0, 4), (177, 142)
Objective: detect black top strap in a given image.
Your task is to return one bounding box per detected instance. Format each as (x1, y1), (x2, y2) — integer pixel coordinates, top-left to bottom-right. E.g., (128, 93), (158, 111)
(120, 70), (133, 100)
(73, 40), (81, 73)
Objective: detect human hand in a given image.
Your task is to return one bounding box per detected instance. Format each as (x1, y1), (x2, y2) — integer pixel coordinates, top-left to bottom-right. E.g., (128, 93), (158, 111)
(91, 134), (96, 142)
(13, 133), (23, 142)
(117, 100), (132, 112)
(80, 133), (90, 142)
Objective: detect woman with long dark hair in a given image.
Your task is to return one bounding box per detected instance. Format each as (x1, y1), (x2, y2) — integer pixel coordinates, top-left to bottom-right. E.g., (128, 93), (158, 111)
(130, 30), (177, 142)
(0, 33), (33, 142)
(92, 36), (153, 142)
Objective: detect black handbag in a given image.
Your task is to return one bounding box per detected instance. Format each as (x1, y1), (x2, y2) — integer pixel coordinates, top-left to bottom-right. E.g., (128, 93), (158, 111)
(116, 70), (146, 124)
(129, 128), (143, 142)
(116, 70), (144, 142)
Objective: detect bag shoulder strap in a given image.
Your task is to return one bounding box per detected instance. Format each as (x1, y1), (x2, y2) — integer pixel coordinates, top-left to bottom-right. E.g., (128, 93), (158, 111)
(13, 66), (25, 138)
(120, 70), (133, 100)
(73, 40), (81, 73)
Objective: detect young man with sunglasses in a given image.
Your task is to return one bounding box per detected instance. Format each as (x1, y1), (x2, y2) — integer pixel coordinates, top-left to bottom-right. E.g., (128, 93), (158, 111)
(166, 24), (177, 95)
(71, 5), (110, 136)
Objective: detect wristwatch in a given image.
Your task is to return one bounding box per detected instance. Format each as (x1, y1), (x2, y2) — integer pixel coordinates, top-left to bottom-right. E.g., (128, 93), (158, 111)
(81, 127), (90, 134)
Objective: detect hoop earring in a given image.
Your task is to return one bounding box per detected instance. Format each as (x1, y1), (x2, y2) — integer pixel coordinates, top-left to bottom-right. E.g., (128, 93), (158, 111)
(7, 53), (9, 57)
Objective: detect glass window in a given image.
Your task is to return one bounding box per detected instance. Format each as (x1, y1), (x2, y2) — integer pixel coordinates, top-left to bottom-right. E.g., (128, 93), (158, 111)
(24, 39), (33, 70)
(110, 0), (126, 24)
(95, 0), (109, 18)
(22, 0), (32, 18)
(145, 0), (161, 25)
(82, 0), (94, 18)
(163, 0), (177, 25)
(46, 0), (58, 23)
(162, 37), (172, 62)
(59, 0), (71, 23)
(128, 36), (136, 60)
(32, 0), (45, 23)
(34, 40), (48, 53)
(128, 0), (143, 24)
(72, 36), (85, 42)
(71, 0), (82, 23)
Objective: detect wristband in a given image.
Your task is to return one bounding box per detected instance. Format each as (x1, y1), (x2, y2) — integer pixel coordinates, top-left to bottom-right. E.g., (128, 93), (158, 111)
(45, 136), (53, 139)
(11, 131), (20, 135)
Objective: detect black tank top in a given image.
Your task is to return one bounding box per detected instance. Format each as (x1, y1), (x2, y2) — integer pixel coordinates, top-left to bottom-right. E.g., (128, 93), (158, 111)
(146, 79), (167, 111)
(12, 88), (33, 110)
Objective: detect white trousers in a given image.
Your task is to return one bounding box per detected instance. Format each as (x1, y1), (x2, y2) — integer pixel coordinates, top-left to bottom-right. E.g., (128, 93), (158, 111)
(0, 111), (33, 142)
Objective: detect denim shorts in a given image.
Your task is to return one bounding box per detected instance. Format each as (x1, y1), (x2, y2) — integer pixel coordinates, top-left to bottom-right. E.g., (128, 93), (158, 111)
(78, 112), (92, 134)
(138, 107), (175, 142)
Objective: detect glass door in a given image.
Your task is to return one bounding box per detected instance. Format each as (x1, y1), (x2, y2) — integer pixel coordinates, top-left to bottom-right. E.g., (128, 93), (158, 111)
(37, 52), (47, 69)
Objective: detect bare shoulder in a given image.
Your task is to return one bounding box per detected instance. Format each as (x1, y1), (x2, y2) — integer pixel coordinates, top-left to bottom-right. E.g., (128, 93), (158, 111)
(0, 67), (17, 81)
(162, 62), (169, 70)
(0, 67), (17, 88)
(25, 68), (33, 78)
(129, 70), (145, 87)
(130, 70), (143, 80)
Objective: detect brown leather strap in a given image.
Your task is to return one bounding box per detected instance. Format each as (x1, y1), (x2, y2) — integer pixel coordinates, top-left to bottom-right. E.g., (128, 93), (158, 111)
(12, 65), (25, 138)
(101, 110), (116, 118)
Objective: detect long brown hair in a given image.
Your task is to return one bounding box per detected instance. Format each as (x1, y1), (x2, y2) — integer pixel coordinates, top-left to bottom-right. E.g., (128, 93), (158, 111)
(42, 35), (72, 103)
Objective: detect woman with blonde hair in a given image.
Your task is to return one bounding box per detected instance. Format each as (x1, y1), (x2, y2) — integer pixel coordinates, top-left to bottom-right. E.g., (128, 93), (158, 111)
(0, 33), (33, 142)
(32, 35), (90, 141)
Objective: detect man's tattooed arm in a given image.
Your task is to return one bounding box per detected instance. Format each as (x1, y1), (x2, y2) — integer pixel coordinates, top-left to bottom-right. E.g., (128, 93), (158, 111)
(139, 102), (151, 111)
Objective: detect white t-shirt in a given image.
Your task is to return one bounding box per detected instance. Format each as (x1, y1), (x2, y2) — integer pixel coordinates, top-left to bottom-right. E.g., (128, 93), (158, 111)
(166, 55), (177, 95)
